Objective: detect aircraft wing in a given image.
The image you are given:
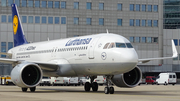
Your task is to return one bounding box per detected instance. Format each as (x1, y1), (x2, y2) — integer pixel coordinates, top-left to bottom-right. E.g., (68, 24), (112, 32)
(138, 40), (178, 63)
(0, 58), (58, 71)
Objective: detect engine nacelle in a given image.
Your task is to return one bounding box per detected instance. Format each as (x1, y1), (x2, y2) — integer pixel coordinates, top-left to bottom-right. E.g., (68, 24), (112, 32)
(11, 62), (43, 88)
(111, 66), (142, 88)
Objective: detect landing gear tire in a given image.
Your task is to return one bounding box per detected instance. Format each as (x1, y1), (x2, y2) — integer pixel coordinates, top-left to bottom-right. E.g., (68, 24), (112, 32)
(30, 87), (36, 92)
(92, 82), (98, 91)
(104, 87), (109, 94)
(22, 88), (28, 92)
(109, 87), (114, 94)
(84, 82), (91, 91)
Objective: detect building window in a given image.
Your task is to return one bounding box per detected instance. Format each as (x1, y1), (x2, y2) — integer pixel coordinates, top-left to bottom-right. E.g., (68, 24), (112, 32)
(136, 4), (140, 11)
(86, 18), (92, 25)
(48, 17), (53, 24)
(8, 42), (13, 50)
(42, 16), (46, 24)
(99, 3), (104, 10)
(174, 39), (178, 46)
(130, 4), (134, 11)
(99, 18), (104, 25)
(74, 2), (79, 9)
(153, 37), (158, 43)
(8, 0), (14, 6)
(22, 0), (27, 7)
(129, 37), (134, 42)
(35, 0), (40, 8)
(141, 37), (146, 43)
(148, 20), (152, 27)
(130, 19), (134, 26)
(153, 5), (158, 12)
(15, 0), (20, 7)
(74, 17), (79, 25)
(136, 19), (140, 26)
(148, 5), (152, 12)
(28, 0), (33, 7)
(142, 5), (146, 11)
(54, 1), (60, 8)
(28, 16), (33, 23)
(117, 3), (122, 10)
(1, 15), (7, 23)
(61, 17), (66, 24)
(173, 56), (178, 60)
(1, 0), (7, 7)
(1, 42), (6, 58)
(135, 37), (140, 43)
(87, 2), (92, 10)
(48, 1), (53, 8)
(22, 16), (27, 23)
(61, 1), (66, 9)
(147, 37), (152, 43)
(117, 19), (122, 26)
(142, 20), (146, 26)
(55, 17), (59, 24)
(8, 15), (12, 23)
(42, 1), (47, 8)
(154, 20), (158, 27)
(35, 16), (40, 23)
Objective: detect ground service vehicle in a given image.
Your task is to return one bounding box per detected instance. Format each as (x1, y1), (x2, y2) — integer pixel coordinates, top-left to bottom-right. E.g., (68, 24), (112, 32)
(145, 76), (157, 85)
(39, 77), (51, 86)
(94, 76), (106, 86)
(50, 77), (64, 86)
(156, 73), (177, 85)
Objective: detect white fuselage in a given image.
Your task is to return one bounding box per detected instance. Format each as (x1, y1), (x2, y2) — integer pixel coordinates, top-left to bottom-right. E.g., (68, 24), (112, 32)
(8, 33), (138, 77)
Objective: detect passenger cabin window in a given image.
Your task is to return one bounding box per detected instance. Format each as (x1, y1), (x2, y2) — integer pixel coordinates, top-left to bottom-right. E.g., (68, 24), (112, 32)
(116, 43), (126, 48)
(108, 43), (115, 49)
(103, 43), (110, 49)
(126, 43), (133, 48)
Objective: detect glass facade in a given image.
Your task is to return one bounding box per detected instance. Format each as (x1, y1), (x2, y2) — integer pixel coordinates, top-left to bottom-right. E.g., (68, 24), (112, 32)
(86, 18), (92, 25)
(8, 15), (12, 23)
(74, 2), (79, 9)
(48, 1), (53, 8)
(28, 16), (33, 23)
(35, 0), (40, 8)
(130, 4), (134, 11)
(74, 17), (79, 25)
(1, 15), (7, 23)
(28, 0), (33, 7)
(61, 1), (66, 9)
(22, 16), (27, 23)
(117, 19), (122, 26)
(35, 16), (40, 23)
(87, 2), (92, 10)
(117, 3), (122, 10)
(1, 42), (6, 58)
(99, 18), (104, 25)
(164, 0), (180, 29)
(8, 0), (14, 6)
(55, 17), (59, 24)
(130, 19), (134, 26)
(22, 0), (27, 7)
(54, 1), (60, 8)
(136, 4), (140, 11)
(48, 17), (53, 24)
(61, 17), (66, 24)
(99, 3), (104, 10)
(42, 16), (46, 24)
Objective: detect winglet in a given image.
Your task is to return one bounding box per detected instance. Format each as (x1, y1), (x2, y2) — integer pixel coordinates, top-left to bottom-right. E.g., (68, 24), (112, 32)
(172, 40), (178, 58)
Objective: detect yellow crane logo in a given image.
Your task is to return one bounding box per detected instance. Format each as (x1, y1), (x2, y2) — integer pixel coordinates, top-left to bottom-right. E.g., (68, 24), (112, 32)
(13, 15), (18, 35)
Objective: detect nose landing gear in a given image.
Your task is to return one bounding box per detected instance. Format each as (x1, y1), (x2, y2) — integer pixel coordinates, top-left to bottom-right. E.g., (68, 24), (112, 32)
(104, 76), (114, 94)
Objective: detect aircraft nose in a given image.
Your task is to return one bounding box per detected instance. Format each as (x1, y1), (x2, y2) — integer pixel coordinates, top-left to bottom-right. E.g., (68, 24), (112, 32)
(121, 49), (138, 63)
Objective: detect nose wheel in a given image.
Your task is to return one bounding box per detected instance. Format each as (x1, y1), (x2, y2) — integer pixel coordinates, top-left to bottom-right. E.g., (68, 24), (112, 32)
(104, 76), (114, 94)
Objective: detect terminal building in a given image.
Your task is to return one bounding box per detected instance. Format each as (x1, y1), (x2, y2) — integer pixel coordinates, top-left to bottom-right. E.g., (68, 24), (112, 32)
(0, 0), (179, 78)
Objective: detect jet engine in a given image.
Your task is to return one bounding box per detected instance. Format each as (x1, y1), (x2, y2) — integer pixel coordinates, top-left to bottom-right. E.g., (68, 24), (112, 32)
(111, 66), (142, 88)
(11, 62), (43, 88)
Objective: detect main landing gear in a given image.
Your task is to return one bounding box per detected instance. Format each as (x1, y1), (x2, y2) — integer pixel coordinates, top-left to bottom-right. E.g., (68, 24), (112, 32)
(104, 76), (114, 94)
(84, 76), (98, 92)
(21, 87), (36, 92)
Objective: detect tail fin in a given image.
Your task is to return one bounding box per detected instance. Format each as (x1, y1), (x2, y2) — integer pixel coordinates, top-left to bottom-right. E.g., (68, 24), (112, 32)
(11, 4), (28, 47)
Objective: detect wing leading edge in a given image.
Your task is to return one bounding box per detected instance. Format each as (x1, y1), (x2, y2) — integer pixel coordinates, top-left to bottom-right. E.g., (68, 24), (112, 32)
(138, 40), (178, 63)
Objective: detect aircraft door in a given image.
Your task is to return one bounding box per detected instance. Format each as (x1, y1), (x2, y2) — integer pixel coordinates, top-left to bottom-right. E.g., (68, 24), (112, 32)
(88, 37), (100, 59)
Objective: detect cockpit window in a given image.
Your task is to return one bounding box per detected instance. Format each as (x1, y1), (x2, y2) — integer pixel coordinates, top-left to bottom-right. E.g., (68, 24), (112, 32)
(126, 43), (133, 48)
(103, 43), (110, 49)
(116, 43), (126, 48)
(108, 43), (115, 49)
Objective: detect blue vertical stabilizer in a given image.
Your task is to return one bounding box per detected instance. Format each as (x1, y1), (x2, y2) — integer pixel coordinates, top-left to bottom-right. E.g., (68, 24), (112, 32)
(11, 4), (28, 47)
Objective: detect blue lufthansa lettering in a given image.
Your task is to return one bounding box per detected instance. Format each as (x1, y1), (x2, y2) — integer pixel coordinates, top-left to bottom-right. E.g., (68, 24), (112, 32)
(65, 38), (92, 46)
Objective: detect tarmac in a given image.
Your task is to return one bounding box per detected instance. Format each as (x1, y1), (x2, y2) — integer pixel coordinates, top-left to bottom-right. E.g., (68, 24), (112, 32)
(0, 85), (180, 101)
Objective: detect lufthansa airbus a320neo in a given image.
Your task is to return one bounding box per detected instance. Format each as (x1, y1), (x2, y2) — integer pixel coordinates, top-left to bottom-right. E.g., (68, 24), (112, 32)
(0, 4), (177, 94)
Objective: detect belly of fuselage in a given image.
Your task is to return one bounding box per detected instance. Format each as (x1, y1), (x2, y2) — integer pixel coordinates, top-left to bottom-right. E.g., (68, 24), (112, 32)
(71, 62), (137, 76)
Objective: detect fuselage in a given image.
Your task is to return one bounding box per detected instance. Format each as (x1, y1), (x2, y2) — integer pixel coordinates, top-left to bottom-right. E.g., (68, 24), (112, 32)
(8, 33), (138, 76)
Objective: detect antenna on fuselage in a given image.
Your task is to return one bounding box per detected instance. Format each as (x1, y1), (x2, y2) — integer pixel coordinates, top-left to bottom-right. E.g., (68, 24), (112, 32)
(47, 37), (49, 41)
(106, 29), (109, 34)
